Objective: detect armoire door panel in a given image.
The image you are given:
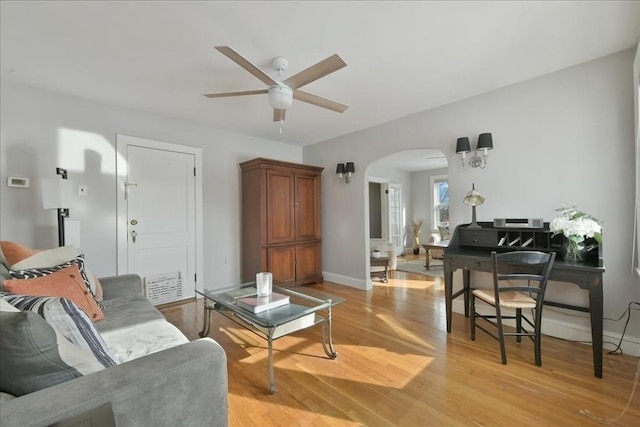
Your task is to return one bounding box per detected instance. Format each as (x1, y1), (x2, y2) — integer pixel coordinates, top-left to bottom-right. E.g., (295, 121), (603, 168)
(295, 243), (322, 283)
(295, 174), (321, 240)
(267, 246), (296, 284)
(266, 170), (295, 244)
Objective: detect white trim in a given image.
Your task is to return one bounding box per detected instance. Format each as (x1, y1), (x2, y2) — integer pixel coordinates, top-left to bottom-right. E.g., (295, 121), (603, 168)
(323, 271), (370, 290)
(115, 134), (204, 294)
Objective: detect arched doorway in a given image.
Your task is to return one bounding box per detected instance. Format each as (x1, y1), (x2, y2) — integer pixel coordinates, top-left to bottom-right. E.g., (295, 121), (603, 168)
(366, 148), (448, 279)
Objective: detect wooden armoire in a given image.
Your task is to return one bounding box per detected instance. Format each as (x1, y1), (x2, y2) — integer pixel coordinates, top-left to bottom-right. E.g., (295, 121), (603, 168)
(240, 158), (323, 286)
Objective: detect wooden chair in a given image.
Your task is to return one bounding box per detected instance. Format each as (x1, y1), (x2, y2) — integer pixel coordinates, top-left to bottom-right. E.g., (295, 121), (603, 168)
(470, 250), (556, 366)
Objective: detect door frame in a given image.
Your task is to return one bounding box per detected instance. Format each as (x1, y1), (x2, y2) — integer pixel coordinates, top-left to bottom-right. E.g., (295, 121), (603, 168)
(115, 134), (204, 293)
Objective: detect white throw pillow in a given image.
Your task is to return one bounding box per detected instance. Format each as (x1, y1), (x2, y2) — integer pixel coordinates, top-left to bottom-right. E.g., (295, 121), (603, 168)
(10, 246), (77, 270)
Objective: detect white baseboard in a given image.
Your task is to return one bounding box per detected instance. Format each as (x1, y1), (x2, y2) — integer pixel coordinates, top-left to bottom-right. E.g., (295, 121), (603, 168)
(452, 300), (640, 357)
(322, 271), (370, 290)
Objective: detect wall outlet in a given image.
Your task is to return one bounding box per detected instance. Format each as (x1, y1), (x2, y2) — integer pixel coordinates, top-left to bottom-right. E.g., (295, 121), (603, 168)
(77, 185), (88, 196)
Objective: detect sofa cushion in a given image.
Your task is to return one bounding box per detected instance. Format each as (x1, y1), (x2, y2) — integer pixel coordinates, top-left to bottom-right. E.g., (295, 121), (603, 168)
(2, 293), (118, 367)
(100, 318), (189, 363)
(0, 310), (104, 396)
(96, 293), (188, 363)
(4, 264), (104, 321)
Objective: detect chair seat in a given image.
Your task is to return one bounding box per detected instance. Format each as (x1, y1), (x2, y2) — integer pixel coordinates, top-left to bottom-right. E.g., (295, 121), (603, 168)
(472, 289), (537, 309)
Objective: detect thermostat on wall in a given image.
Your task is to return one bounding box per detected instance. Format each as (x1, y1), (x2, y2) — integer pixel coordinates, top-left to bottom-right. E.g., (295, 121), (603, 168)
(7, 177), (30, 188)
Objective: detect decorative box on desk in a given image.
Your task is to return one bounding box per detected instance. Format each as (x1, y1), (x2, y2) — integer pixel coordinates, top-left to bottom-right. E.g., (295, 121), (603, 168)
(443, 222), (605, 378)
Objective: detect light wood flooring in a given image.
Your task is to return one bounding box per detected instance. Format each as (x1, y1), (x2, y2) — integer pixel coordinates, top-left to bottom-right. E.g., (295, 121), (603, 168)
(159, 255), (639, 426)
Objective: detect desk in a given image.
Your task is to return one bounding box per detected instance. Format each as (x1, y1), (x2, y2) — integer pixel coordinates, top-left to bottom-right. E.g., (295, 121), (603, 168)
(444, 223), (605, 378)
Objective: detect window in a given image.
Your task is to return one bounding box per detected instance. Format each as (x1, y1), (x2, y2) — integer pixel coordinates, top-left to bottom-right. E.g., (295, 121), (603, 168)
(388, 183), (402, 252)
(431, 175), (449, 228)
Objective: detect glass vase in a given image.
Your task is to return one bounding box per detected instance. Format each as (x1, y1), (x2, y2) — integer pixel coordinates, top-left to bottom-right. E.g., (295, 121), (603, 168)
(413, 236), (420, 255)
(561, 238), (586, 262)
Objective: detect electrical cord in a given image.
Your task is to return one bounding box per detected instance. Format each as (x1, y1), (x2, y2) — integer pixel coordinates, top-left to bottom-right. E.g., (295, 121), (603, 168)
(577, 301), (640, 423)
(579, 356), (640, 424)
(604, 302), (640, 356)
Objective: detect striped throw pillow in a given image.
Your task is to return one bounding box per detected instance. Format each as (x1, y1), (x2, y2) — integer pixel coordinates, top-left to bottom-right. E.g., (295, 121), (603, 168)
(2, 293), (118, 367)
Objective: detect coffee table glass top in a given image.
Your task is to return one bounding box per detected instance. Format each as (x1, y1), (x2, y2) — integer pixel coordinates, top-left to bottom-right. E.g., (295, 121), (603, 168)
(196, 283), (345, 328)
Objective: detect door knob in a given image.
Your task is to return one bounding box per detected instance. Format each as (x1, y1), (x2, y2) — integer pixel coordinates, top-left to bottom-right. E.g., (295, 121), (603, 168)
(131, 230), (137, 243)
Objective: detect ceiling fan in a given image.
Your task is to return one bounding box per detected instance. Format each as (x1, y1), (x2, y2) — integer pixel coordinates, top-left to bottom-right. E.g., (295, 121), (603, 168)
(204, 46), (348, 122)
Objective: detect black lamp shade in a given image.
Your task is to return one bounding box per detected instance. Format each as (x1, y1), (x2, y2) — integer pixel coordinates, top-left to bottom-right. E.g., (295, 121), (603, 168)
(456, 137), (471, 153)
(477, 133), (493, 150)
(336, 163), (346, 174)
(345, 162), (355, 173)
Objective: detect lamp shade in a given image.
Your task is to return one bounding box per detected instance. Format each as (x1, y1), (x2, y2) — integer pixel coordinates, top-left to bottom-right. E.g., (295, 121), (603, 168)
(477, 133), (493, 150)
(41, 177), (73, 209)
(463, 190), (485, 207)
(345, 162), (355, 173)
(463, 184), (485, 207)
(336, 163), (346, 174)
(456, 137), (471, 153)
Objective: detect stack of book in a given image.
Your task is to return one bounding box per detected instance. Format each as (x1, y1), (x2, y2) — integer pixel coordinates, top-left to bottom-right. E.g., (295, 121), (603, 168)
(237, 292), (290, 313)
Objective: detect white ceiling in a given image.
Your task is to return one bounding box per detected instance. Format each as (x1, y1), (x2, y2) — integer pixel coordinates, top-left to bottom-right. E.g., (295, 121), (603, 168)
(1, 1), (639, 148)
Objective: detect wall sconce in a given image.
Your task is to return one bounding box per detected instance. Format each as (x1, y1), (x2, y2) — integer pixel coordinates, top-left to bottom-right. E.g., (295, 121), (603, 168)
(41, 168), (72, 247)
(456, 133), (494, 169)
(336, 162), (355, 184)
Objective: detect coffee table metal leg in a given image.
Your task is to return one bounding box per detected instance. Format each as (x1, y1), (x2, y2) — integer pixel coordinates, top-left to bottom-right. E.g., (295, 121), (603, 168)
(268, 330), (275, 394)
(199, 301), (212, 338)
(321, 305), (338, 359)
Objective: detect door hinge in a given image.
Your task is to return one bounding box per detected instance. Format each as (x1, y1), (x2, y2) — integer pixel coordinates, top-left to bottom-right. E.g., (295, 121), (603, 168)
(194, 167), (196, 176)
(194, 273), (197, 283)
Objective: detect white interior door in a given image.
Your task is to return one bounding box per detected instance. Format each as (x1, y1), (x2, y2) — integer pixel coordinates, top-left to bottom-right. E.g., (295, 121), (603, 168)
(379, 182), (402, 255)
(387, 183), (402, 254)
(116, 135), (201, 305)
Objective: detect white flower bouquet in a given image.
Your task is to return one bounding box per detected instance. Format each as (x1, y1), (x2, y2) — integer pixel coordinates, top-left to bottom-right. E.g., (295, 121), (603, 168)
(550, 206), (602, 261)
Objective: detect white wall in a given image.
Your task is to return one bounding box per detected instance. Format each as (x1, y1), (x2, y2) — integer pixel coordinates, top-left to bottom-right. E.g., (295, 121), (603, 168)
(0, 83), (302, 288)
(305, 49), (639, 354)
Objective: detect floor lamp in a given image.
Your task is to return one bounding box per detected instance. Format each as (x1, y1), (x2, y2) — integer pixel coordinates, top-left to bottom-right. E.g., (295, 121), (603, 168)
(41, 168), (72, 247)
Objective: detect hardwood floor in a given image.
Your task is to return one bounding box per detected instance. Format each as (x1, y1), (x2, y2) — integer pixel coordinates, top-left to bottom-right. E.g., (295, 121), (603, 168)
(159, 257), (639, 426)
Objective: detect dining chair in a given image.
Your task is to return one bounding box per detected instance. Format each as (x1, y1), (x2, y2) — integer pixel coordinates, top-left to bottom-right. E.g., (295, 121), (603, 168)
(470, 250), (556, 366)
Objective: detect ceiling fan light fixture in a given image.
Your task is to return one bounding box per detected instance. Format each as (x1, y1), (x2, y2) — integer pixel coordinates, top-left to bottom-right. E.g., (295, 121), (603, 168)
(268, 85), (293, 110)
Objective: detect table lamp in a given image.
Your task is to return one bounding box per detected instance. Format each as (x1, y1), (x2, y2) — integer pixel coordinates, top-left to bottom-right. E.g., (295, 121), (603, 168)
(463, 183), (485, 229)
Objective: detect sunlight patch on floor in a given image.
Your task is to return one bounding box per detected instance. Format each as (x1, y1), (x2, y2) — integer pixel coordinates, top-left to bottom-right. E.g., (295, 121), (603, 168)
(375, 312), (436, 351)
(373, 278), (437, 290)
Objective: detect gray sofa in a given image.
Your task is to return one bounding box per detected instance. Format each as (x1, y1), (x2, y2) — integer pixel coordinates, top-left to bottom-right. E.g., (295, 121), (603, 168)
(0, 273), (228, 427)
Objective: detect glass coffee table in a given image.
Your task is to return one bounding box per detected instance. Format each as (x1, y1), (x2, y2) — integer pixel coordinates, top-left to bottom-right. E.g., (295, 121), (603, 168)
(196, 283), (345, 394)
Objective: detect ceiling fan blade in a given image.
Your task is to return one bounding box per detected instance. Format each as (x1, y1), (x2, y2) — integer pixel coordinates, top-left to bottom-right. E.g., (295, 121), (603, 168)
(283, 54), (347, 89)
(215, 46), (278, 87)
(273, 109), (286, 122)
(293, 89), (348, 113)
(203, 89), (268, 98)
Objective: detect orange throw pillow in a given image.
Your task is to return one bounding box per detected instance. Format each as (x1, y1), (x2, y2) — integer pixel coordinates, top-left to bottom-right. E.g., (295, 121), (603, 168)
(1, 241), (39, 266)
(3, 264), (104, 321)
